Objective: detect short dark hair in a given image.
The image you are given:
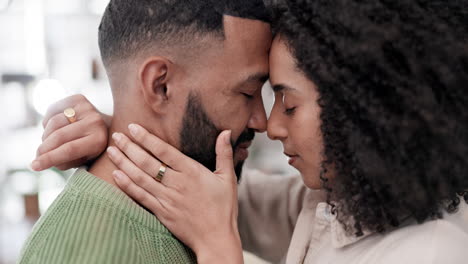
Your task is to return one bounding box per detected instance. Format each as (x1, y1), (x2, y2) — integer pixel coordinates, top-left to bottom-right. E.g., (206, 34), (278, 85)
(275, 0), (468, 236)
(98, 0), (270, 66)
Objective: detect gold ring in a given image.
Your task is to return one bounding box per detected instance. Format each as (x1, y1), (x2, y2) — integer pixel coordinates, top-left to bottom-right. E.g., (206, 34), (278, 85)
(64, 108), (77, 123)
(154, 163), (167, 182)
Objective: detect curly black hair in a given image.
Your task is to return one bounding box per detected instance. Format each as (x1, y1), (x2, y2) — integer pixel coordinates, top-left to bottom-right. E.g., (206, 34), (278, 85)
(274, 0), (468, 236)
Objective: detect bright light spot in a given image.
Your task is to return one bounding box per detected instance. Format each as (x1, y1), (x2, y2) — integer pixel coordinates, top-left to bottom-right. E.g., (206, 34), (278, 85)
(10, 171), (38, 195)
(89, 0), (109, 15)
(0, 190), (24, 222)
(0, 0), (11, 11)
(38, 171), (66, 214)
(31, 79), (67, 116)
(0, 82), (27, 129)
(24, 0), (46, 75)
(39, 188), (63, 214)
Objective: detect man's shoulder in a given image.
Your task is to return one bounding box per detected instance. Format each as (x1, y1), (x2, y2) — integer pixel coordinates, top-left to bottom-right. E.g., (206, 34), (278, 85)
(17, 186), (136, 263)
(18, 170), (197, 264)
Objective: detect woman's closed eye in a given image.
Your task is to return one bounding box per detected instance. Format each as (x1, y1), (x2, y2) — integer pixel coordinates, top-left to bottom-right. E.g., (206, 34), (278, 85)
(284, 106), (297, 116)
(282, 95), (297, 116)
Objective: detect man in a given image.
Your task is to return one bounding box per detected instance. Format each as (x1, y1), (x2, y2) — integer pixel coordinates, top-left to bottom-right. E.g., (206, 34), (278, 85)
(20, 0), (271, 263)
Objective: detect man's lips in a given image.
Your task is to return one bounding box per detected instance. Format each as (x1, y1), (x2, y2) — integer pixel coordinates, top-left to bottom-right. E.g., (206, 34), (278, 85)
(235, 141), (252, 161)
(237, 141), (252, 149)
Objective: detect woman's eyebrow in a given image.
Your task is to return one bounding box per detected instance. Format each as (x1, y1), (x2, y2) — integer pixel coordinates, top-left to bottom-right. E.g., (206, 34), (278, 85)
(272, 83), (295, 92)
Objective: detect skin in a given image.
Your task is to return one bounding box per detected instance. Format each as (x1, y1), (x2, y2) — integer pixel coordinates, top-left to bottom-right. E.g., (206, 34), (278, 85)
(32, 15), (272, 264)
(32, 15), (271, 173)
(33, 34), (326, 263)
(102, 36), (328, 261)
(267, 36), (326, 189)
(90, 15), (271, 187)
(32, 5), (467, 262)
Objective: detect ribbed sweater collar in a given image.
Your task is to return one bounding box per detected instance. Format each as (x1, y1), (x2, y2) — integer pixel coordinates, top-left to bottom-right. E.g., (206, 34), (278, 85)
(66, 168), (171, 234)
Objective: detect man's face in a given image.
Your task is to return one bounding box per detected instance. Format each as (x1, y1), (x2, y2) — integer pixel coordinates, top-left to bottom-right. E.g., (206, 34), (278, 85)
(170, 16), (271, 178)
(180, 92), (256, 178)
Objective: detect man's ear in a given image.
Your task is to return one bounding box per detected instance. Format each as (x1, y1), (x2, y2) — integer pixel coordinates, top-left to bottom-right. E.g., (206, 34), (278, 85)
(139, 57), (173, 113)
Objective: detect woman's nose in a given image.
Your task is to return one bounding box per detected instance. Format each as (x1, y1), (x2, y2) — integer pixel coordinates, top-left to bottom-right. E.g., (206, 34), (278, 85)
(267, 106), (288, 141)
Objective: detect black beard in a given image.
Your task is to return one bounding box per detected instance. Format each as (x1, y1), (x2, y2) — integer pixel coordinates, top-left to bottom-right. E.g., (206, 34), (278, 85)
(179, 92), (254, 182)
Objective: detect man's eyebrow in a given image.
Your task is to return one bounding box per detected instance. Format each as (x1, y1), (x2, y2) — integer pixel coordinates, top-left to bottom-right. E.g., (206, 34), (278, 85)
(243, 72), (270, 85)
(272, 84), (295, 92)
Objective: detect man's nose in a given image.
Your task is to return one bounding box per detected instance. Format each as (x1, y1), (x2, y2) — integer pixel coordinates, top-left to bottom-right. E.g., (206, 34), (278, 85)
(247, 95), (267, 133)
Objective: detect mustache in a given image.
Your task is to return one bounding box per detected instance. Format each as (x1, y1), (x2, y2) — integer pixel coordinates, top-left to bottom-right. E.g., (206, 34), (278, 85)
(233, 129), (255, 148)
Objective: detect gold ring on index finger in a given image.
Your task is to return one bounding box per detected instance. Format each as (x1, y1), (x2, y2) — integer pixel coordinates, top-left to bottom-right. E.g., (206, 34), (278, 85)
(64, 108), (77, 124)
(154, 163), (167, 183)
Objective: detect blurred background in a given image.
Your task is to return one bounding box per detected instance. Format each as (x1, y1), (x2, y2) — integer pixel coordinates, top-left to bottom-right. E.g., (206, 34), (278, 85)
(0, 0), (296, 263)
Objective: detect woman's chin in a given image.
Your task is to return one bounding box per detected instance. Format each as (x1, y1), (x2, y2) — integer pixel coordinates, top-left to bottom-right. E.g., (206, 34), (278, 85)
(300, 170), (323, 190)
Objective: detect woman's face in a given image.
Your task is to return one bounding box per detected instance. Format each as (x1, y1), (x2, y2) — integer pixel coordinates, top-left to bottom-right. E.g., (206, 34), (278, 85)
(267, 36), (324, 189)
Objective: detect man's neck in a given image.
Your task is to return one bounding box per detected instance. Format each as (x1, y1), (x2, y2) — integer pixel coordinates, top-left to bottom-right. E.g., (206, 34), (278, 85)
(88, 120), (139, 187)
(88, 131), (120, 187)
(88, 118), (166, 188)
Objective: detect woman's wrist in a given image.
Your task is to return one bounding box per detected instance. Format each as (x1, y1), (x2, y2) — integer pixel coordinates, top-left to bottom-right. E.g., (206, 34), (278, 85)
(102, 113), (113, 127)
(195, 233), (243, 264)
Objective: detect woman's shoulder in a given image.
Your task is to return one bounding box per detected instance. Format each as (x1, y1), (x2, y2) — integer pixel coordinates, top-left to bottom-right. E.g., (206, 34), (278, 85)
(374, 213), (468, 264)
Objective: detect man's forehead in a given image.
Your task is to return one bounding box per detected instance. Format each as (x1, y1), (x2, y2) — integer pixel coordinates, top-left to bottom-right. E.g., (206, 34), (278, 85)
(222, 15), (272, 51)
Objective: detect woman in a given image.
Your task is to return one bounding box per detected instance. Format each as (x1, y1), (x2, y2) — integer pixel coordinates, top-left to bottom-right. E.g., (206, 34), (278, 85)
(37, 0), (468, 263)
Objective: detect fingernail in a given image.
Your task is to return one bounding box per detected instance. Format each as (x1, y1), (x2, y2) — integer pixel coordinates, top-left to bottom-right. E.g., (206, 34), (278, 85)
(128, 124), (138, 137)
(36, 144), (43, 156)
(31, 160), (41, 171)
(107, 147), (117, 157)
(225, 130), (232, 145)
(113, 170), (122, 180)
(112, 133), (122, 143)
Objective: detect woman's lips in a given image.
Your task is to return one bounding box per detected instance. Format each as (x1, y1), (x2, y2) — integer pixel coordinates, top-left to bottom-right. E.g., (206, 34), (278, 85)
(284, 152), (300, 166)
(288, 156), (298, 166)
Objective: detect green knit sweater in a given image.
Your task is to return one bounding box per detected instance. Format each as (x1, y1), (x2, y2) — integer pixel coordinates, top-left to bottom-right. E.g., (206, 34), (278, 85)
(18, 169), (196, 264)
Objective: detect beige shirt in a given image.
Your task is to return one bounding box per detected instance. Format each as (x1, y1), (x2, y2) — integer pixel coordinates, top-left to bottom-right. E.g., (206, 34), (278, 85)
(238, 170), (468, 264)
